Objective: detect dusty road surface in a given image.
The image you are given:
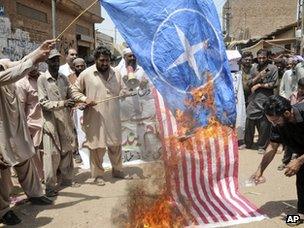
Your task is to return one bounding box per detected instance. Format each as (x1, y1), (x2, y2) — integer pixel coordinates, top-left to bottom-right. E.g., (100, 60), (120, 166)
(1, 148), (297, 228)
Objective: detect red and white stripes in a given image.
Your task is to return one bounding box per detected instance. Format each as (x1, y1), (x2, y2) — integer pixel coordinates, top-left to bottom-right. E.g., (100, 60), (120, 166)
(153, 89), (265, 227)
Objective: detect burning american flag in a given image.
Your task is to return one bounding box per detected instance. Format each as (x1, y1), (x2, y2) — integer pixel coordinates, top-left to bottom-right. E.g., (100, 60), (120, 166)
(102, 0), (265, 226)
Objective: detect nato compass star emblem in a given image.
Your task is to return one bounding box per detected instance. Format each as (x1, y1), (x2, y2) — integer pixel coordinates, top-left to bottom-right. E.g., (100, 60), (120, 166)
(151, 8), (224, 94)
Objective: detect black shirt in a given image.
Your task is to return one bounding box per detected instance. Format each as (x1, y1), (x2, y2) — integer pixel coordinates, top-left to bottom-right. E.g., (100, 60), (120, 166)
(247, 63), (278, 119)
(270, 103), (304, 155)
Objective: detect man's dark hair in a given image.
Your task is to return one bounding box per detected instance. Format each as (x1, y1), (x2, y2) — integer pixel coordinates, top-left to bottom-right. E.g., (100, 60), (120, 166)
(85, 55), (95, 67)
(94, 46), (111, 60)
(263, 95), (292, 117)
(241, 51), (253, 59)
(298, 78), (304, 87)
(256, 49), (269, 57)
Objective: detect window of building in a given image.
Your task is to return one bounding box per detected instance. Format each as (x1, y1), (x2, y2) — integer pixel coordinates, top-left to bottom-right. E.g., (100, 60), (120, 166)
(285, 44), (291, 50)
(16, 3), (47, 23)
(76, 25), (90, 36)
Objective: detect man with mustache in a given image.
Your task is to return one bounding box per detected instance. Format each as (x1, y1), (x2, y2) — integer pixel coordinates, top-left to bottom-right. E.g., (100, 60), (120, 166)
(16, 65), (44, 180)
(71, 46), (131, 186)
(252, 95), (304, 226)
(116, 48), (160, 163)
(0, 40), (55, 225)
(245, 49), (278, 154)
(59, 48), (77, 77)
(68, 58), (87, 165)
(37, 49), (78, 197)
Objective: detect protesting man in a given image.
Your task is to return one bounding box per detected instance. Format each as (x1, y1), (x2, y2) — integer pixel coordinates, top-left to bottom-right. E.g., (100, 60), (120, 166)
(226, 50), (246, 149)
(115, 48), (161, 163)
(59, 48), (77, 77)
(279, 58), (298, 99)
(277, 78), (304, 171)
(68, 58), (87, 165)
(290, 78), (304, 105)
(240, 51), (254, 106)
(16, 66), (44, 180)
(37, 49), (78, 197)
(245, 49), (278, 153)
(72, 46), (131, 186)
(68, 58), (86, 85)
(252, 95), (304, 226)
(65, 57), (85, 164)
(0, 40), (55, 225)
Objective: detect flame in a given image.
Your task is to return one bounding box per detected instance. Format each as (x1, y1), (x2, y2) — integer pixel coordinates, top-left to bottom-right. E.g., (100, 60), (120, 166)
(127, 73), (234, 227)
(126, 187), (184, 228)
(168, 73), (232, 151)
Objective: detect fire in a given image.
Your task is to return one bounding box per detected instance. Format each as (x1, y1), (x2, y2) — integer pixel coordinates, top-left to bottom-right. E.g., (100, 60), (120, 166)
(126, 186), (184, 228)
(186, 74), (215, 111)
(126, 73), (233, 227)
(169, 73), (232, 150)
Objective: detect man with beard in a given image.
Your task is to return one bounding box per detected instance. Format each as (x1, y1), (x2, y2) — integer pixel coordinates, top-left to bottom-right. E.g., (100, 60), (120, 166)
(251, 95), (304, 226)
(280, 58), (298, 99)
(0, 40), (55, 225)
(240, 51), (254, 106)
(68, 58), (86, 85)
(16, 65), (44, 179)
(71, 46), (131, 186)
(116, 48), (159, 163)
(277, 78), (304, 171)
(37, 49), (78, 197)
(290, 78), (304, 105)
(67, 58), (86, 164)
(245, 49), (278, 154)
(68, 58), (86, 164)
(59, 48), (77, 77)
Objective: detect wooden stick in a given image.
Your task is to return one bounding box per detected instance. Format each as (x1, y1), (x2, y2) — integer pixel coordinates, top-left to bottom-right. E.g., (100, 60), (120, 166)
(96, 93), (137, 104)
(96, 95), (125, 104)
(56, 0), (99, 41)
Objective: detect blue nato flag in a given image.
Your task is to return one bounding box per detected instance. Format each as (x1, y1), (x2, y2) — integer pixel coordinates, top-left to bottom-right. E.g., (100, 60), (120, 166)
(102, 0), (236, 127)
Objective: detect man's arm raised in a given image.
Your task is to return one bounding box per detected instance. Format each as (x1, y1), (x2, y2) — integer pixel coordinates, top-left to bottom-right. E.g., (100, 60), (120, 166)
(0, 39), (56, 86)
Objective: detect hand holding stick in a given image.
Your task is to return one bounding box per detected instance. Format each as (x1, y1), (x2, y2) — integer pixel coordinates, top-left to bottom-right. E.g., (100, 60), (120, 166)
(74, 92), (137, 110)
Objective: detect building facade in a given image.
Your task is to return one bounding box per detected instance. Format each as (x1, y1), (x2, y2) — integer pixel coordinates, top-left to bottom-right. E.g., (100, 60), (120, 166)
(0, 0), (103, 60)
(95, 31), (114, 52)
(222, 0), (298, 40)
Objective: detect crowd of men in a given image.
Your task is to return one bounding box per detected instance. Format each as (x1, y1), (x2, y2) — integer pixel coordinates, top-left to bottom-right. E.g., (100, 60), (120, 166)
(231, 48), (304, 225)
(2, 37), (304, 226)
(0, 39), (149, 225)
(236, 50), (304, 158)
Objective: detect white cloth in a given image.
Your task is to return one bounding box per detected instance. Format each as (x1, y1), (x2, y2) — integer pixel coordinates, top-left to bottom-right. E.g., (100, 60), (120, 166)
(75, 109), (85, 148)
(295, 62), (304, 80)
(122, 48), (132, 55)
(116, 59), (126, 76)
(71, 88), (88, 169)
(279, 69), (298, 99)
(231, 71), (246, 140)
(226, 50), (241, 72)
(59, 63), (74, 77)
(226, 50), (242, 61)
(115, 64), (162, 164)
(227, 50), (246, 140)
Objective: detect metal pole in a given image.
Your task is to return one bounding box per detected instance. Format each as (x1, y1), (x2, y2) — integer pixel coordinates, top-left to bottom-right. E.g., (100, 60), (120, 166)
(52, 0), (56, 39)
(114, 27), (117, 45)
(301, 0), (304, 54)
(226, 0), (230, 38)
